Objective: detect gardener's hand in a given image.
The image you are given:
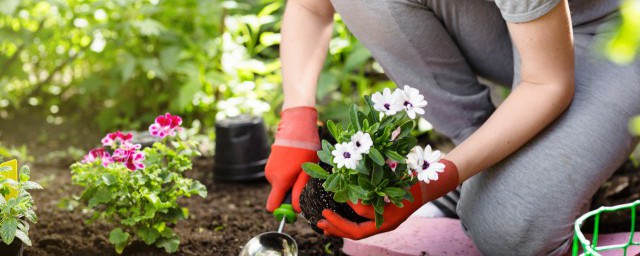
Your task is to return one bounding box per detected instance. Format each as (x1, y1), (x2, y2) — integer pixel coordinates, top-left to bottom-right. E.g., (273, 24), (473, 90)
(265, 106), (320, 213)
(317, 159), (460, 240)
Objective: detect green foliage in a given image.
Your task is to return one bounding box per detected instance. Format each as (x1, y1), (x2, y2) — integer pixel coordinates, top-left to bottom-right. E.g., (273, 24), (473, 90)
(0, 161), (42, 246)
(302, 95), (419, 228)
(630, 115), (640, 136)
(606, 0), (640, 64)
(0, 0), (389, 136)
(70, 137), (207, 253)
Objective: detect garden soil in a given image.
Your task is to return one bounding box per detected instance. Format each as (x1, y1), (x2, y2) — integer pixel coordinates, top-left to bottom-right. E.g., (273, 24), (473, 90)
(24, 158), (345, 256)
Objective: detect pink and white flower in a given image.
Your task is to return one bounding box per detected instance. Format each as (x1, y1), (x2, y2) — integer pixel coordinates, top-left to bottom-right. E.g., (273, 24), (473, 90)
(406, 145), (445, 183)
(83, 148), (106, 163)
(332, 142), (363, 170)
(101, 131), (133, 147)
(386, 159), (398, 171)
(125, 151), (145, 171)
(350, 131), (373, 154)
(149, 112), (183, 138)
(395, 85), (427, 119)
(390, 127), (402, 141)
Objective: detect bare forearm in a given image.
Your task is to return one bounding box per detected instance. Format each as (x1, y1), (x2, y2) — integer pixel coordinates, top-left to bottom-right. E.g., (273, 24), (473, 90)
(446, 81), (573, 181)
(281, 0), (334, 109)
(445, 0), (575, 182)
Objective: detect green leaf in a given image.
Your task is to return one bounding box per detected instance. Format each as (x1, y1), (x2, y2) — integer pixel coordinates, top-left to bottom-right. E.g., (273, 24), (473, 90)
(323, 173), (340, 192)
(21, 181), (43, 190)
(333, 190), (349, 203)
(371, 164), (383, 185)
(327, 121), (340, 140)
(385, 150), (406, 163)
(158, 237), (180, 253)
(358, 177), (375, 191)
(14, 229), (31, 246)
(138, 227), (160, 245)
(375, 212), (384, 228)
(318, 151), (332, 166)
(348, 185), (367, 198)
(343, 43), (372, 72)
(88, 187), (113, 208)
(368, 148), (385, 166)
(382, 187), (405, 198)
(355, 161), (369, 175)
(109, 228), (130, 245)
(349, 104), (361, 131)
(302, 163), (329, 179)
(0, 218), (18, 244)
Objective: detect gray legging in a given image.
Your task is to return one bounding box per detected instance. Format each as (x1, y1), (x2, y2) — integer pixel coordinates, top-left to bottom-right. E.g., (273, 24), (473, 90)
(328, 0), (640, 255)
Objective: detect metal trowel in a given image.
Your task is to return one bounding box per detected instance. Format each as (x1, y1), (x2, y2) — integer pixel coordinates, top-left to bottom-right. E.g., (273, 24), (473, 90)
(239, 192), (298, 256)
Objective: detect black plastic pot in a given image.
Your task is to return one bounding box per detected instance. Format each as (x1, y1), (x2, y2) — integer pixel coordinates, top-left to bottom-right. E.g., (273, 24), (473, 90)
(0, 239), (24, 256)
(213, 115), (270, 181)
(299, 164), (368, 234)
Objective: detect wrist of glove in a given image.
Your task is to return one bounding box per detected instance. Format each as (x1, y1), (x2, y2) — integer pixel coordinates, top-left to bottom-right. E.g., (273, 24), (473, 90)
(317, 159), (459, 240)
(265, 106), (321, 213)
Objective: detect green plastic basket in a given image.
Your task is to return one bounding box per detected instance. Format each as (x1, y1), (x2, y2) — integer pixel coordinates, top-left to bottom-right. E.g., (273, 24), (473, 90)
(573, 200), (640, 256)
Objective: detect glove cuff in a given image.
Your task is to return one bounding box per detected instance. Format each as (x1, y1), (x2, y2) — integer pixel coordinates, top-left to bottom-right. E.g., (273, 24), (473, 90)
(274, 107), (320, 150)
(418, 159), (460, 204)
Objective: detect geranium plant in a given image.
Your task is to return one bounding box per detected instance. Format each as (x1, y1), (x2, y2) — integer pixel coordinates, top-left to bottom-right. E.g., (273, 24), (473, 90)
(302, 86), (444, 227)
(71, 113), (207, 254)
(0, 159), (42, 247)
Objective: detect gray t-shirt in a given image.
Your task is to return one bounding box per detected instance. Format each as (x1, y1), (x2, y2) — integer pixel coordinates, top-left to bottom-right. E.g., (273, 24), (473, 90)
(491, 0), (621, 25)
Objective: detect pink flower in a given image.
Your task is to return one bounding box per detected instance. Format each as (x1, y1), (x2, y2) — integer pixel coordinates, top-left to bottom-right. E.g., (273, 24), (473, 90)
(390, 127), (401, 141)
(125, 151), (145, 171)
(102, 131), (133, 147)
(149, 112), (183, 138)
(101, 153), (115, 167)
(83, 148), (106, 163)
(386, 159), (398, 171)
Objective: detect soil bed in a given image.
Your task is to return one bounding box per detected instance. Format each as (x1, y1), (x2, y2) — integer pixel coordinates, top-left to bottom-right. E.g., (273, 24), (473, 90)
(24, 158), (344, 256)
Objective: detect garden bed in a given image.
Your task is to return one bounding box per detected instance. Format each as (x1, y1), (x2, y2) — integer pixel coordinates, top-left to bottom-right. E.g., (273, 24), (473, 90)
(24, 158), (344, 255)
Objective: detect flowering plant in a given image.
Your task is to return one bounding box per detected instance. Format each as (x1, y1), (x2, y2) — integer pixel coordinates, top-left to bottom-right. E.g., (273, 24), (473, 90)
(302, 86), (444, 227)
(0, 159), (42, 247)
(71, 113), (207, 254)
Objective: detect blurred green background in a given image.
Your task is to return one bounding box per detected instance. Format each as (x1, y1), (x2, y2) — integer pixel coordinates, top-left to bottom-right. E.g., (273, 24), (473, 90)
(0, 0), (638, 160)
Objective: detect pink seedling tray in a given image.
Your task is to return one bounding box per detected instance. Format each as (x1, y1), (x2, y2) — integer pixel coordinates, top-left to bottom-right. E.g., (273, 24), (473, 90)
(342, 217), (640, 256)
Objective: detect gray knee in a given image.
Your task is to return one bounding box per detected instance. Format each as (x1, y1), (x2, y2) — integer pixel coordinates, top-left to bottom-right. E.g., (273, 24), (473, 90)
(457, 181), (572, 256)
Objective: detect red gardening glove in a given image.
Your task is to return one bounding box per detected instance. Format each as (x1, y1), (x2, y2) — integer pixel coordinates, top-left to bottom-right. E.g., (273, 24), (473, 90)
(317, 159), (460, 240)
(265, 106), (320, 213)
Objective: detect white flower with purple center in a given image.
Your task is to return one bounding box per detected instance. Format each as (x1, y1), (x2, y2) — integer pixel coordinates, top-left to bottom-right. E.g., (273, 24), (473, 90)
(395, 85), (427, 119)
(406, 145), (445, 183)
(331, 142), (363, 170)
(350, 131), (373, 154)
(371, 88), (402, 116)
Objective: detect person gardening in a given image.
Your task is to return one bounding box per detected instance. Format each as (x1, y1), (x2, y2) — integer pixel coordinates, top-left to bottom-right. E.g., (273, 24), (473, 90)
(265, 0), (640, 255)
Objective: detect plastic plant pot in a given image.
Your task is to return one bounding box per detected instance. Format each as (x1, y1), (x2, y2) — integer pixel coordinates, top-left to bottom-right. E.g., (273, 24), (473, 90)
(0, 239), (24, 256)
(573, 199), (640, 255)
(214, 115), (270, 181)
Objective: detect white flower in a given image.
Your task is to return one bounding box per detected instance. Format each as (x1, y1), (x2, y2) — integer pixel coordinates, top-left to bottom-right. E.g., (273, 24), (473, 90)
(332, 142), (363, 170)
(386, 159), (398, 171)
(406, 145), (445, 183)
(395, 85), (427, 119)
(350, 131), (373, 154)
(371, 88), (402, 116)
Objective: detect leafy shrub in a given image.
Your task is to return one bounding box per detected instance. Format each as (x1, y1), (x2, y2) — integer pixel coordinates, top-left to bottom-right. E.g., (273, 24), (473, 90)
(0, 159), (42, 246)
(70, 113), (207, 253)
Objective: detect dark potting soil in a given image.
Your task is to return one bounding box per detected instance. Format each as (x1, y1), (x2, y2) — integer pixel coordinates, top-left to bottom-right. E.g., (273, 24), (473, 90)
(0, 239), (24, 256)
(300, 175), (369, 235)
(23, 158), (345, 256)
